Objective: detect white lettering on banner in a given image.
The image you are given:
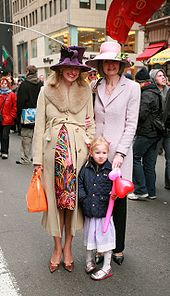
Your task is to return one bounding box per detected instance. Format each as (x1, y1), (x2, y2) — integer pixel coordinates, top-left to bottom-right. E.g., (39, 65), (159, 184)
(0, 247), (21, 296)
(131, 0), (147, 16)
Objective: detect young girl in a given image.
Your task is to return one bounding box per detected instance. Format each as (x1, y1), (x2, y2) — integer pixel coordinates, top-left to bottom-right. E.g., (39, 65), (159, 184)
(78, 137), (116, 280)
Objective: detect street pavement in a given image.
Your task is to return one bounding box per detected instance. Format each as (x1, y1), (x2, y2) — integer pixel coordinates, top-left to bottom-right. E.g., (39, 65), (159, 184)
(0, 133), (170, 296)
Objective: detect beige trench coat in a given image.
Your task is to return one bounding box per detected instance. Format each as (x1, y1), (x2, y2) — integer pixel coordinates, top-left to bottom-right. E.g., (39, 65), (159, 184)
(32, 81), (95, 237)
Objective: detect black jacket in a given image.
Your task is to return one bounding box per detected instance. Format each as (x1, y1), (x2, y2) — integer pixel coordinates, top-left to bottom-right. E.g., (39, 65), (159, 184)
(17, 77), (43, 128)
(136, 83), (163, 137)
(164, 88), (170, 129)
(78, 159), (112, 218)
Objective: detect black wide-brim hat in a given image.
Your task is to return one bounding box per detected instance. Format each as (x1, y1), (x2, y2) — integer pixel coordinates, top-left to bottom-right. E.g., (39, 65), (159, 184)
(50, 46), (92, 72)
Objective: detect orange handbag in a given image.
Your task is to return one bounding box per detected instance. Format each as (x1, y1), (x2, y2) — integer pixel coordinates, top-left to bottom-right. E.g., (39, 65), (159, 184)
(26, 168), (48, 212)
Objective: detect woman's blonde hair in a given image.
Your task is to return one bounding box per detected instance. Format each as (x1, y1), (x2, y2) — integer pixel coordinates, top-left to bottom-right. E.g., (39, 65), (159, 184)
(90, 136), (110, 154)
(46, 67), (87, 88)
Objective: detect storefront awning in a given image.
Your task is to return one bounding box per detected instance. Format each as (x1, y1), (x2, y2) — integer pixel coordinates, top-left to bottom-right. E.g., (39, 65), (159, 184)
(136, 42), (167, 61)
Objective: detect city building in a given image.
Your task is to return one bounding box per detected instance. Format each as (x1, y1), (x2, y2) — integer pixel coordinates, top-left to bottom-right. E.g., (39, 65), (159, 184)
(136, 0), (170, 76)
(12, 0), (144, 78)
(0, 0), (13, 74)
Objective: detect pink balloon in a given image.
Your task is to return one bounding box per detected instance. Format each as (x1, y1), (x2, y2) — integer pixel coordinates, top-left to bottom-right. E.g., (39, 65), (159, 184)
(115, 177), (134, 198)
(108, 168), (121, 181)
(103, 169), (134, 233)
(102, 169), (120, 234)
(102, 197), (115, 233)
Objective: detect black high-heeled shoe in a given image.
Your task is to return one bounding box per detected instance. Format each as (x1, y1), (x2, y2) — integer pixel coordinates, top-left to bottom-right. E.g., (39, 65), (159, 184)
(95, 252), (104, 265)
(112, 253), (124, 265)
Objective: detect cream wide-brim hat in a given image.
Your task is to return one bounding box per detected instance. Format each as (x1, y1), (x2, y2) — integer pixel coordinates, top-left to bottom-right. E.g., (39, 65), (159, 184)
(85, 41), (131, 68)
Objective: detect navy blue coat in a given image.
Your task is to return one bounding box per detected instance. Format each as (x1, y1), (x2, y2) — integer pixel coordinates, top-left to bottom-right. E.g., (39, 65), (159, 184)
(78, 159), (112, 218)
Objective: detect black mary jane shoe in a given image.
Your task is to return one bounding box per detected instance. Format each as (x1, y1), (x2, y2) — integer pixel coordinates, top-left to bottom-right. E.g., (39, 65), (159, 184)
(112, 253), (124, 265)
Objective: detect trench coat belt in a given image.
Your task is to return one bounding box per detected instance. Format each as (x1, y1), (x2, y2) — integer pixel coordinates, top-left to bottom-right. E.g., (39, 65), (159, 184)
(45, 117), (86, 142)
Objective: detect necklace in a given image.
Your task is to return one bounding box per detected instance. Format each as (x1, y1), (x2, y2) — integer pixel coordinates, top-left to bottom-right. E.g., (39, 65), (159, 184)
(105, 85), (115, 96)
(105, 77), (120, 96)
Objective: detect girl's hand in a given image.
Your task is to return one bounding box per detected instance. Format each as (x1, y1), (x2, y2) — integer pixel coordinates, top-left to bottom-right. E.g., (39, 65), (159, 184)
(112, 153), (124, 169)
(85, 116), (91, 129)
(34, 164), (43, 172)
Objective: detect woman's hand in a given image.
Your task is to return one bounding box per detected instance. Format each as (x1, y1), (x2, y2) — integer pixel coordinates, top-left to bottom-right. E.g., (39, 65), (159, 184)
(112, 153), (124, 169)
(85, 116), (91, 129)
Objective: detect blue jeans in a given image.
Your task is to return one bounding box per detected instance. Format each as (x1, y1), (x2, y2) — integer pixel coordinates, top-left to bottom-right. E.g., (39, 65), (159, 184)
(133, 136), (160, 197)
(163, 129), (170, 188)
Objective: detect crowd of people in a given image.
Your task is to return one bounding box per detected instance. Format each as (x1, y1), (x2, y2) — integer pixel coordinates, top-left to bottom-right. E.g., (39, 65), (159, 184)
(0, 41), (169, 281)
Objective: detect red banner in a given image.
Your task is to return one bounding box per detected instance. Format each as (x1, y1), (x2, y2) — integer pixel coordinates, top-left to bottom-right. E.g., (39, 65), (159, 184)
(106, 0), (133, 44)
(106, 0), (165, 44)
(127, 0), (165, 25)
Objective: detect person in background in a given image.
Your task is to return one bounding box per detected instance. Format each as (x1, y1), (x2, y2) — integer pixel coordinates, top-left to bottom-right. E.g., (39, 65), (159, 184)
(150, 69), (170, 189)
(0, 77), (17, 159)
(85, 41), (140, 265)
(39, 74), (45, 85)
(32, 46), (95, 273)
(78, 137), (115, 280)
(16, 65), (43, 164)
(124, 72), (133, 80)
(128, 68), (162, 200)
(87, 68), (98, 83)
(162, 88), (170, 189)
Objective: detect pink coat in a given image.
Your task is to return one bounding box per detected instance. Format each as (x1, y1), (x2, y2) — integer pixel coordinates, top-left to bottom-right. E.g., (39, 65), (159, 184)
(95, 75), (141, 180)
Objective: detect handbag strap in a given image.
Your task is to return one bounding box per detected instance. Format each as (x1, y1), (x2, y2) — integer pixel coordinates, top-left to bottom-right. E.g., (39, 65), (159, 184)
(0, 95), (8, 112)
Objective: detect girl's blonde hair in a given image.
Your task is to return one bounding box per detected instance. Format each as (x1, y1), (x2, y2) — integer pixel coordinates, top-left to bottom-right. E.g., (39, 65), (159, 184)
(46, 67), (87, 88)
(90, 136), (110, 154)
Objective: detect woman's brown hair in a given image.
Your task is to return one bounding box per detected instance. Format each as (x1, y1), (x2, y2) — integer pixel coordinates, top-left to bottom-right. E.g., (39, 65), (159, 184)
(0, 76), (11, 88)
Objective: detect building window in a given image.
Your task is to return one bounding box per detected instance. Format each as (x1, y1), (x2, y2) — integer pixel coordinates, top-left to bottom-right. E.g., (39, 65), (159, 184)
(44, 4), (47, 19)
(32, 11), (35, 25)
(65, 0), (67, 9)
(96, 0), (106, 10)
(13, 2), (15, 14)
(26, 15), (28, 27)
(80, 0), (91, 9)
(17, 42), (28, 74)
(122, 31), (136, 54)
(49, 1), (52, 17)
(78, 27), (105, 52)
(29, 13), (32, 26)
(45, 29), (69, 55)
(40, 6), (43, 21)
(60, 0), (63, 12)
(35, 10), (37, 24)
(54, 0), (57, 14)
(31, 39), (37, 58)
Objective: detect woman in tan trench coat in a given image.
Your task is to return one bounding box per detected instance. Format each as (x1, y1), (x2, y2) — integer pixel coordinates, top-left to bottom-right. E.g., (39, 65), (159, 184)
(32, 46), (95, 273)
(86, 41), (141, 266)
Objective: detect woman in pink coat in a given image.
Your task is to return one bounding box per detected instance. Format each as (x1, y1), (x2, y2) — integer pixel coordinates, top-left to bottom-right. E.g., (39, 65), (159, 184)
(86, 41), (141, 265)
